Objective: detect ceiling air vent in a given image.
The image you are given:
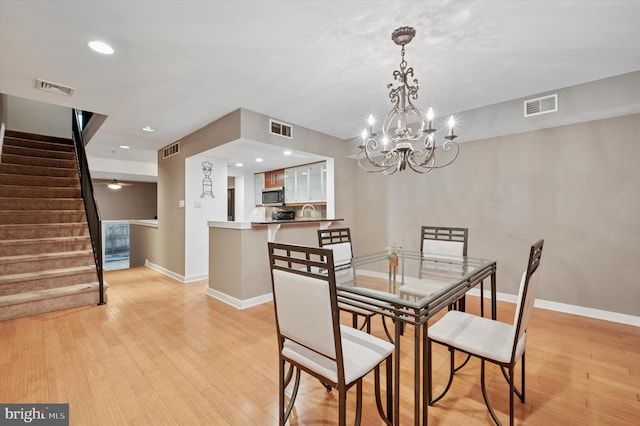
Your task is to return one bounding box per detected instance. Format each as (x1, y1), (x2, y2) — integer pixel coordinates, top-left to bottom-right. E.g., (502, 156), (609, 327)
(524, 93), (558, 117)
(270, 119), (292, 139)
(162, 142), (180, 159)
(35, 78), (75, 96)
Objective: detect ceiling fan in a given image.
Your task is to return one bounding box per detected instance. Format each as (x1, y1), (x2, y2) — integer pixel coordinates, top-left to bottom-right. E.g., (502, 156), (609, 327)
(95, 179), (135, 190)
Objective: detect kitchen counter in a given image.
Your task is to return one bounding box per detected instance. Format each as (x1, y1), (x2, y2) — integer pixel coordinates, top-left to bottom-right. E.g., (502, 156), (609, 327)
(207, 218), (344, 310)
(251, 217), (342, 225)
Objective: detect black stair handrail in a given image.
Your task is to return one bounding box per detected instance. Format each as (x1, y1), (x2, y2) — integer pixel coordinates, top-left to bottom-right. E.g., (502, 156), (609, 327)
(71, 109), (105, 305)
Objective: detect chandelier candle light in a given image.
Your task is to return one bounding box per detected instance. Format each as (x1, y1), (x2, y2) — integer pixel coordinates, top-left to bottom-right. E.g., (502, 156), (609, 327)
(358, 26), (460, 174)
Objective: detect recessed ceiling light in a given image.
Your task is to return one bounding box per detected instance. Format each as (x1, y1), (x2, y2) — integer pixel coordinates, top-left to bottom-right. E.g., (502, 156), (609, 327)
(87, 40), (114, 55)
(142, 126), (155, 132)
(255, 158), (263, 162)
(119, 145), (130, 149)
(283, 150), (292, 156)
(235, 163), (243, 167)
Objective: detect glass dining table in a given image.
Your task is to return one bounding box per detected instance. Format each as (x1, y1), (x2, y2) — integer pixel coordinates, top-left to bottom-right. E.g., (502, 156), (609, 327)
(334, 248), (497, 426)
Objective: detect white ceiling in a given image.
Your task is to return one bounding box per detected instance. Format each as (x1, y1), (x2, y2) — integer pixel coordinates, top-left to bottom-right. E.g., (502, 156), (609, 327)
(2, 0), (640, 178)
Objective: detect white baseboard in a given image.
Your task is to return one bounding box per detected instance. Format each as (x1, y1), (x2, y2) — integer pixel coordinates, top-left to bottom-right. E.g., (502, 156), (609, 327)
(206, 288), (273, 310)
(466, 288), (639, 327)
(184, 273), (208, 283)
(357, 268), (639, 327)
(145, 260), (186, 283)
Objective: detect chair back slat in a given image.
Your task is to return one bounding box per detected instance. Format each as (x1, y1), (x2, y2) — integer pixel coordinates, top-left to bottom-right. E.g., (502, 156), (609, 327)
(512, 240), (544, 357)
(268, 242), (343, 364)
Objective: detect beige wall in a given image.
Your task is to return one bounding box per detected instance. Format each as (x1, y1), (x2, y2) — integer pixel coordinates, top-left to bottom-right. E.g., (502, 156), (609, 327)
(156, 110), (242, 276)
(355, 113), (640, 316)
(94, 181), (157, 220)
(130, 224), (160, 267)
(158, 106), (639, 316)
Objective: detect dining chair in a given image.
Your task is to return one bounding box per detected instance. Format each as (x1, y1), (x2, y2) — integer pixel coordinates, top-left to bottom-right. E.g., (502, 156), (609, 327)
(427, 239), (544, 426)
(268, 242), (393, 425)
(318, 228), (376, 333)
(399, 226), (469, 310)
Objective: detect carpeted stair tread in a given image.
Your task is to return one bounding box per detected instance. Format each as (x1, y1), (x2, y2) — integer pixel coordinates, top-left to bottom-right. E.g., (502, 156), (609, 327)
(3, 138), (75, 153)
(0, 235), (91, 246)
(0, 223), (89, 239)
(0, 197), (84, 210)
(0, 249), (94, 264)
(4, 130), (74, 146)
(1, 153), (77, 169)
(0, 210), (88, 225)
(2, 144), (76, 161)
(0, 282), (102, 306)
(0, 184), (81, 198)
(0, 163), (80, 179)
(0, 265), (97, 284)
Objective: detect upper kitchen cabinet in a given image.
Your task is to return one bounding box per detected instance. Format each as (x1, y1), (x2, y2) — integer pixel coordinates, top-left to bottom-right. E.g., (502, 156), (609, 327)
(264, 169), (284, 188)
(284, 161), (327, 204)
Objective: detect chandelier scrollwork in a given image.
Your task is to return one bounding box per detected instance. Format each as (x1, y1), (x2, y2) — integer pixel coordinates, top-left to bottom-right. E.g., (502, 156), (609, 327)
(357, 26), (460, 175)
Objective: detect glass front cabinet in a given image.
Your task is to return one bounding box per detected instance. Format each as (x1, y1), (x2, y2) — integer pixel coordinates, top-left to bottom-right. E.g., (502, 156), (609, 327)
(284, 161), (326, 204)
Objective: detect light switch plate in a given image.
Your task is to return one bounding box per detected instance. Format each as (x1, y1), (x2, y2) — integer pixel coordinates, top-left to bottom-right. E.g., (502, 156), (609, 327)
(179, 200), (185, 208)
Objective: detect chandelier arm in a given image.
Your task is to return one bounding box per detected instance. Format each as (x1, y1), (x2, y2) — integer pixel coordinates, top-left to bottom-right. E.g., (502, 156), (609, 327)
(421, 142), (460, 169)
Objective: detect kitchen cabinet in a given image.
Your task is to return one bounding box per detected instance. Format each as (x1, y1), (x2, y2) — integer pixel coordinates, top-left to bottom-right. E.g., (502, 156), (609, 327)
(255, 173), (264, 205)
(264, 169), (284, 188)
(284, 161), (326, 204)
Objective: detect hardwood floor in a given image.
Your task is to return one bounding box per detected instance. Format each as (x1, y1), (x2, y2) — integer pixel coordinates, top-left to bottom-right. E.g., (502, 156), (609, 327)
(1, 266), (638, 425)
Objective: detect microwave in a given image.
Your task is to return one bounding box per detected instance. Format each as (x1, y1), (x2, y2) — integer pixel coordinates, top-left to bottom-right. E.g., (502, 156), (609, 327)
(262, 187), (284, 206)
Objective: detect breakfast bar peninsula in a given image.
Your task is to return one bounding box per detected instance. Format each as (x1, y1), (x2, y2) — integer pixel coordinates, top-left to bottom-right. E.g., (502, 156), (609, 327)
(207, 218), (342, 309)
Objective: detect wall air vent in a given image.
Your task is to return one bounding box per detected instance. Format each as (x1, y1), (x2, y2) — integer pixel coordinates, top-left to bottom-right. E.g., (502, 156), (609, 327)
(162, 142), (180, 159)
(269, 119), (293, 139)
(35, 78), (75, 96)
(524, 93), (558, 117)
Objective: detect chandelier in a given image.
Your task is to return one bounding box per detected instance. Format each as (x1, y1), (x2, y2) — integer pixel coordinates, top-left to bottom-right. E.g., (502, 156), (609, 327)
(357, 26), (460, 174)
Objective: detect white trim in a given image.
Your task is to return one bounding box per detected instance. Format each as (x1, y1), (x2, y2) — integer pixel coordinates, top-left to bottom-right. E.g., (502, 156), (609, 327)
(145, 260), (186, 283)
(206, 288), (273, 310)
(356, 268), (639, 327)
(184, 273), (208, 283)
(466, 288), (639, 327)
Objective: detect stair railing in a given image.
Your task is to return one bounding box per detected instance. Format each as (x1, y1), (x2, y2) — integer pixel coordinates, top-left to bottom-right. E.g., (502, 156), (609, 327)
(71, 109), (105, 305)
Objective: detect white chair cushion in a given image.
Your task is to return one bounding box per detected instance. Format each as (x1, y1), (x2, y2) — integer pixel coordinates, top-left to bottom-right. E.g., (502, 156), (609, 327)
(282, 325), (394, 385)
(422, 239), (464, 258)
(429, 310), (527, 364)
(399, 279), (447, 300)
(273, 269), (336, 358)
(329, 242), (352, 267)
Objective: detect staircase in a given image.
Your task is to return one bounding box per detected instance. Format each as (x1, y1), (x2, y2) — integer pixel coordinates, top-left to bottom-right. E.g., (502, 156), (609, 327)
(0, 130), (105, 321)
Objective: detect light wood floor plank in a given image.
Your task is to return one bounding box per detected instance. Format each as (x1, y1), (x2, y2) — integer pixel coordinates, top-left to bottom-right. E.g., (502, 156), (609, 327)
(0, 266), (638, 425)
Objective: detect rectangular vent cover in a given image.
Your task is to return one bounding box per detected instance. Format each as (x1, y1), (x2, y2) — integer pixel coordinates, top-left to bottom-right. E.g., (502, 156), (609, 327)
(162, 142), (180, 159)
(524, 93), (558, 117)
(35, 78), (75, 96)
(269, 119), (292, 139)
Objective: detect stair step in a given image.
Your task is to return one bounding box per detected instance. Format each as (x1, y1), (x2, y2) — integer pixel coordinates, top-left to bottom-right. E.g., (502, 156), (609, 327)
(0, 184), (81, 198)
(0, 235), (92, 256)
(0, 265), (99, 296)
(0, 250), (95, 275)
(3, 136), (75, 153)
(1, 153), (77, 169)
(0, 210), (87, 225)
(0, 282), (106, 321)
(4, 131), (74, 147)
(0, 223), (90, 239)
(2, 144), (76, 161)
(0, 171), (80, 188)
(0, 197), (84, 211)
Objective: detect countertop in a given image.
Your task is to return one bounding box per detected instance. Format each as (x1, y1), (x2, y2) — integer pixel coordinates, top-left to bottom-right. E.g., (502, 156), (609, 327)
(251, 217), (342, 225)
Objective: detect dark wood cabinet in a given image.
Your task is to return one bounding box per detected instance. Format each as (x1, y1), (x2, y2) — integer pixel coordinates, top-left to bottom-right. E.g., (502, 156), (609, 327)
(264, 169), (284, 188)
